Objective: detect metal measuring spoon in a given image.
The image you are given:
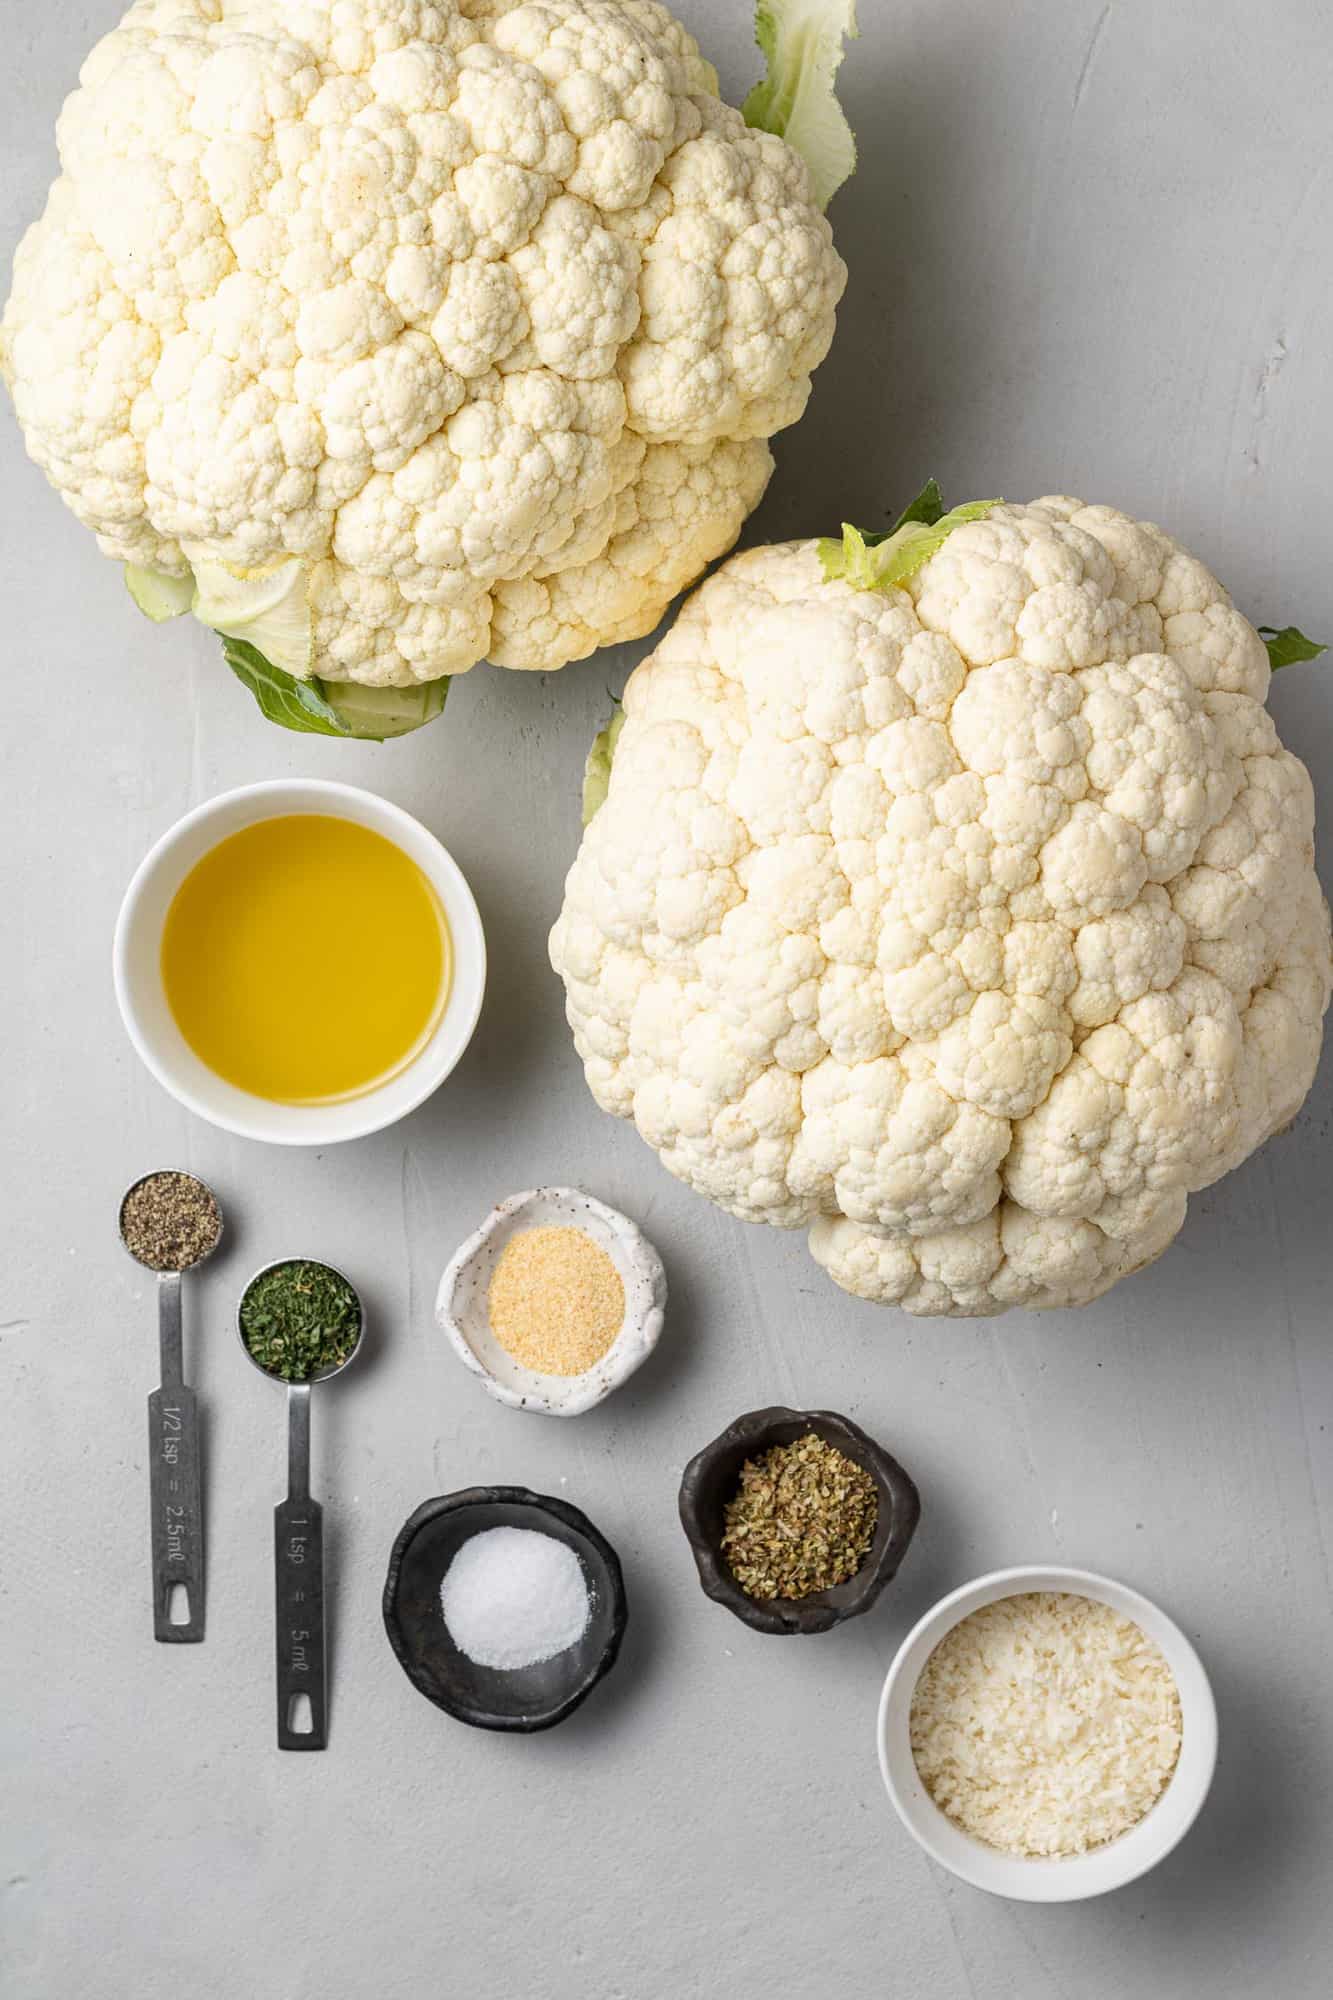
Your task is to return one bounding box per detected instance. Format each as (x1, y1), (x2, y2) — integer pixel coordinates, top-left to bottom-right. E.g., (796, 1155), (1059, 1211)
(119, 1169), (223, 1644)
(237, 1260), (364, 1751)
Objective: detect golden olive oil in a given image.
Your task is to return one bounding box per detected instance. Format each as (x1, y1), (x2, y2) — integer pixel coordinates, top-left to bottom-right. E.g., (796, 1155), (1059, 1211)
(161, 814), (451, 1104)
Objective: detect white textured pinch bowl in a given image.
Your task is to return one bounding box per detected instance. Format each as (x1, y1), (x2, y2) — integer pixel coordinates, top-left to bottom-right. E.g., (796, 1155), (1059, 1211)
(437, 1188), (667, 1416)
(877, 1565), (1218, 1902)
(113, 779), (485, 1145)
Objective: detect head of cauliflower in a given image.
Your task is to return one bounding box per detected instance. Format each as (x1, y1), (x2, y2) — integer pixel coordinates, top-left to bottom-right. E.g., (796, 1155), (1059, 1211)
(0, 0), (849, 719)
(551, 498), (1332, 1316)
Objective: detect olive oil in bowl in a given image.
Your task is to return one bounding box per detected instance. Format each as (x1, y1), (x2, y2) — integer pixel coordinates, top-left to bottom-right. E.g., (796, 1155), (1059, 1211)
(161, 814), (452, 1104)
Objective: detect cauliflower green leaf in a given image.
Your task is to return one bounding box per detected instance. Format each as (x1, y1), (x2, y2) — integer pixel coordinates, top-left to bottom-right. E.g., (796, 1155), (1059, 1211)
(220, 637), (447, 741)
(887, 478), (945, 534)
(1260, 625), (1327, 671)
(125, 564), (194, 623)
(744, 0), (858, 210)
(846, 480), (946, 555)
(191, 557), (314, 680)
(582, 705), (626, 824)
(819, 490), (1001, 591)
(126, 559), (448, 738)
(220, 637), (353, 737)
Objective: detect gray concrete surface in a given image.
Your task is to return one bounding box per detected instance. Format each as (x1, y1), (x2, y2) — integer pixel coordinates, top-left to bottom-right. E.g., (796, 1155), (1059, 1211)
(3, 2), (1332, 1995)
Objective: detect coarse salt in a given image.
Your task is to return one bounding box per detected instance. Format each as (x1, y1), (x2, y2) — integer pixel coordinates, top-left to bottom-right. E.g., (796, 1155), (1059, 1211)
(440, 1526), (590, 1671)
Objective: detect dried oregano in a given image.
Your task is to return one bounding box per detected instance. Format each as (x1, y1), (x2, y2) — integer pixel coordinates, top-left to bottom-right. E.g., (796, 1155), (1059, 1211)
(721, 1433), (878, 1602)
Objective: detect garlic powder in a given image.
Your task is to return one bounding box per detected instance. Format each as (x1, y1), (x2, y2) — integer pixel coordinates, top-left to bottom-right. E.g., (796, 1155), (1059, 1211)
(487, 1226), (625, 1377)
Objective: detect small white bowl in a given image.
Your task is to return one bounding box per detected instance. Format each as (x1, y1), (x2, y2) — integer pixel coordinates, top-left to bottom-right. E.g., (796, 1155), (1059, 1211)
(113, 779), (485, 1146)
(877, 1564), (1217, 1902)
(436, 1187), (667, 1416)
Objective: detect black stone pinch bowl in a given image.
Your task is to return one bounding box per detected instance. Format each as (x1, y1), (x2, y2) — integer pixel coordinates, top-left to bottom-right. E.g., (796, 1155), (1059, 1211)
(382, 1487), (628, 1732)
(679, 1406), (921, 1636)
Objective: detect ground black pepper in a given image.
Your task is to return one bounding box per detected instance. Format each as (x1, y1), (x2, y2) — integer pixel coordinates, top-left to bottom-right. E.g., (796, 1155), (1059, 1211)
(120, 1171), (222, 1272)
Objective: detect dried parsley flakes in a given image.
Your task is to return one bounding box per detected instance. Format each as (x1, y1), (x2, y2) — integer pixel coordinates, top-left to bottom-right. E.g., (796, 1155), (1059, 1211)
(239, 1260), (361, 1382)
(721, 1433), (878, 1602)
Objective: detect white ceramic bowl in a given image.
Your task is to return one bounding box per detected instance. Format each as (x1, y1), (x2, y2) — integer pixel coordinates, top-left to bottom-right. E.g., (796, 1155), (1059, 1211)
(437, 1187), (667, 1416)
(877, 1564), (1217, 1901)
(114, 779), (485, 1145)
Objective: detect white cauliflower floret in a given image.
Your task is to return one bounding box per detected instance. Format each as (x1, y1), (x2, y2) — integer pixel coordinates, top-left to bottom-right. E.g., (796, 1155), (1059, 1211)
(0, 0), (846, 690)
(551, 500), (1332, 1316)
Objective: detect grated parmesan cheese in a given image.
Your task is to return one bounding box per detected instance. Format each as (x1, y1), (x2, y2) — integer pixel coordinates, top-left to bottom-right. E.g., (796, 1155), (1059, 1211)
(909, 1592), (1182, 1858)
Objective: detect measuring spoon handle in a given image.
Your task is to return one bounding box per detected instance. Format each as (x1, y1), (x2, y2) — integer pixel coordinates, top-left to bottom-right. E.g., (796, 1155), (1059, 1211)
(148, 1383), (205, 1642)
(275, 1497), (327, 1749)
